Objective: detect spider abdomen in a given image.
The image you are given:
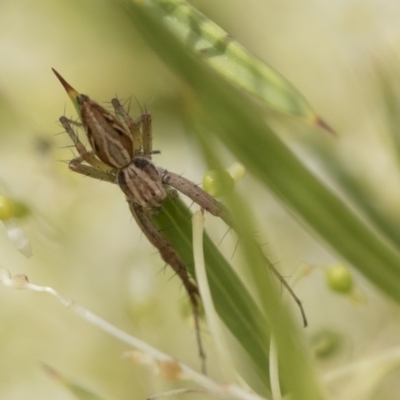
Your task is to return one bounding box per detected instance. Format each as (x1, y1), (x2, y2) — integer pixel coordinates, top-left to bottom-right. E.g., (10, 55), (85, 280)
(80, 98), (134, 169)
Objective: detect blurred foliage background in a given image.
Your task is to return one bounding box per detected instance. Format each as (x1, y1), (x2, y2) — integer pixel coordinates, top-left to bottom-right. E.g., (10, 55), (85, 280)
(2, 1), (400, 399)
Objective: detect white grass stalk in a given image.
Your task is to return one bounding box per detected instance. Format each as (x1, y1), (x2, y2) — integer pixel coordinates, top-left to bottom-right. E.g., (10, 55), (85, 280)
(192, 210), (239, 380)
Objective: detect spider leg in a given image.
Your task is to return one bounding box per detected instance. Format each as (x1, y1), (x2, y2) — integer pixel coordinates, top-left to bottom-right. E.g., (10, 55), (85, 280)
(141, 109), (152, 157)
(68, 162), (116, 184)
(111, 98), (143, 154)
(161, 169), (308, 327)
(160, 169), (231, 225)
(59, 116), (114, 173)
(127, 200), (206, 373)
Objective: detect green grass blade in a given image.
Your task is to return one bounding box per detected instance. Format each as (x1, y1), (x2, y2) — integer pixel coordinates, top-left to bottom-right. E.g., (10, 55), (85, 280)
(120, 0), (332, 132)
(188, 128), (320, 398)
(120, 3), (325, 398)
(303, 138), (400, 255)
(152, 197), (272, 392)
(374, 61), (400, 169)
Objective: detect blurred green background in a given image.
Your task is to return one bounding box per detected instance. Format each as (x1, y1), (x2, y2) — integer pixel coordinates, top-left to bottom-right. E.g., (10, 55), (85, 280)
(2, 1), (400, 399)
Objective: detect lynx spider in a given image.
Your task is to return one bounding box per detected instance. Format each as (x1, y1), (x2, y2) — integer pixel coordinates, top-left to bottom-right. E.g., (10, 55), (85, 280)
(53, 69), (307, 373)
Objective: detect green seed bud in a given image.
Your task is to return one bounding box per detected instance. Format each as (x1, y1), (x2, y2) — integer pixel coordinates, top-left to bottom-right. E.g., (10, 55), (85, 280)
(326, 264), (353, 293)
(0, 196), (14, 220)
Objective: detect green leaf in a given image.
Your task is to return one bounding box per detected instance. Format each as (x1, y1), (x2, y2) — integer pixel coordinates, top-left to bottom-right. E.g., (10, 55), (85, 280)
(118, 0), (332, 132)
(152, 197), (272, 392)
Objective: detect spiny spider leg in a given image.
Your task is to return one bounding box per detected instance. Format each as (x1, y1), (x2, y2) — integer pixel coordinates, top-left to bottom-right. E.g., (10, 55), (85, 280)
(59, 116), (115, 173)
(112, 98), (153, 158)
(141, 109), (152, 157)
(160, 169), (231, 225)
(161, 169), (308, 327)
(68, 161), (116, 184)
(111, 98), (143, 155)
(128, 200), (206, 371)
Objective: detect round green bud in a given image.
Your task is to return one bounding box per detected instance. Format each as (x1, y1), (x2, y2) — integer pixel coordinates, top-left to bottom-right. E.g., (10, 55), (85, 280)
(203, 169), (235, 197)
(326, 264), (354, 293)
(0, 196), (14, 220)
